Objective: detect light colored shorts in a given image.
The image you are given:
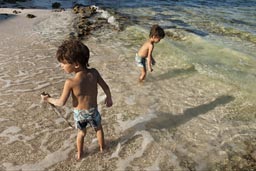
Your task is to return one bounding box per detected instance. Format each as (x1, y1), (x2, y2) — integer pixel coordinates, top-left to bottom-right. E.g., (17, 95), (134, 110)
(73, 108), (101, 130)
(135, 53), (146, 68)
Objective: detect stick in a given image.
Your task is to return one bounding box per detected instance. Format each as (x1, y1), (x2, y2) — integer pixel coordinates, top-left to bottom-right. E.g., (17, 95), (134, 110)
(41, 92), (74, 129)
(49, 103), (74, 128)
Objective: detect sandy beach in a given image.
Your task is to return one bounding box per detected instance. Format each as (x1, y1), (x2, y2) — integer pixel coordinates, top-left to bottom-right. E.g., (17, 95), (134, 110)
(0, 1), (255, 171)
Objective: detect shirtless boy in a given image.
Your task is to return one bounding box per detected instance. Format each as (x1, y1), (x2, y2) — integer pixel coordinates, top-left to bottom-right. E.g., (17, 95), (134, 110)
(41, 39), (113, 160)
(135, 24), (165, 81)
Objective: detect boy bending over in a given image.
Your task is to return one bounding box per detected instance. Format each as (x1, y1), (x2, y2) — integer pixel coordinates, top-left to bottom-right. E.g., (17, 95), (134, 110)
(135, 24), (165, 82)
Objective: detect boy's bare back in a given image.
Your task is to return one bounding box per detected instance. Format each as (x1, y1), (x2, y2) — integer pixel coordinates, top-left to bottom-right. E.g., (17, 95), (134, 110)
(68, 68), (100, 110)
(138, 40), (154, 58)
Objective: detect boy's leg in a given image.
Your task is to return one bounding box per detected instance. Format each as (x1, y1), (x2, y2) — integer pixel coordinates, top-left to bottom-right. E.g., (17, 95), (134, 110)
(76, 129), (86, 160)
(139, 67), (146, 82)
(96, 124), (105, 152)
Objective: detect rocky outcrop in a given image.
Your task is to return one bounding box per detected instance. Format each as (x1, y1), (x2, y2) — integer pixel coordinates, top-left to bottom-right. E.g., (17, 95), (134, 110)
(72, 4), (117, 39)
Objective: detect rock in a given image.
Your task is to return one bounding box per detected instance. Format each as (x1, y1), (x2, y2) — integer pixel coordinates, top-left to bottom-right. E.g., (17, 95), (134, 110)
(72, 4), (121, 39)
(26, 14), (36, 18)
(52, 8), (65, 12)
(166, 30), (187, 41)
(0, 13), (9, 19)
(52, 2), (61, 9)
(3, 0), (16, 4)
(13, 10), (21, 14)
(3, 0), (26, 3)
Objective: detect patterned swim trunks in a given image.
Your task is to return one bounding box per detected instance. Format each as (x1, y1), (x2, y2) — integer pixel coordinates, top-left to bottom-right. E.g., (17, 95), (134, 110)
(73, 108), (101, 130)
(135, 53), (146, 68)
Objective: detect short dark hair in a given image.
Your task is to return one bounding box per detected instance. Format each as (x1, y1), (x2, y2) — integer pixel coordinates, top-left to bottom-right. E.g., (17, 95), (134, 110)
(149, 25), (165, 39)
(56, 39), (90, 68)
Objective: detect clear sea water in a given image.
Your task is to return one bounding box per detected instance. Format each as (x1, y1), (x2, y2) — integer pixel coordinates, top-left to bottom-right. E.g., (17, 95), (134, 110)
(1, 0), (256, 171)
(30, 0), (256, 98)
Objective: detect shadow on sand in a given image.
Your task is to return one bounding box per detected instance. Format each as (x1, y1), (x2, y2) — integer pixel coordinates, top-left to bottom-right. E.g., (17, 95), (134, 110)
(107, 95), (235, 151)
(0, 13), (16, 23)
(146, 95), (235, 130)
(150, 65), (196, 82)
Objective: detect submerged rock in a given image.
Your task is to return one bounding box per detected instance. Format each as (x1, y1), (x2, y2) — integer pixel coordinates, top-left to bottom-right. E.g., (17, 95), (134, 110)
(52, 8), (65, 12)
(3, 0), (27, 3)
(3, 0), (16, 3)
(0, 13), (10, 19)
(13, 10), (21, 14)
(26, 14), (36, 18)
(166, 29), (187, 41)
(72, 4), (117, 39)
(52, 2), (61, 9)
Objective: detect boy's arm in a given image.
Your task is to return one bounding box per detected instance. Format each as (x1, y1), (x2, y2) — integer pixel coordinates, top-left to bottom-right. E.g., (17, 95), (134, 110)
(96, 70), (113, 107)
(147, 44), (154, 72)
(41, 79), (71, 106)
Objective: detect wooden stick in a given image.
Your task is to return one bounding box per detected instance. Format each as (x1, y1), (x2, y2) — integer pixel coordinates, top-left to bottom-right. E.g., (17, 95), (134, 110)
(41, 92), (74, 129)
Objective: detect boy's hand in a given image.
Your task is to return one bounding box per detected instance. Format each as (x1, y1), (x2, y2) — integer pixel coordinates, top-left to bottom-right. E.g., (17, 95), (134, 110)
(105, 97), (113, 107)
(41, 92), (50, 102)
(149, 67), (153, 72)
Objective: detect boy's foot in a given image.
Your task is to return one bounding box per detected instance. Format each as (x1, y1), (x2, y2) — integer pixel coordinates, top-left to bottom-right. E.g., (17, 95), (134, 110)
(76, 151), (84, 161)
(138, 78), (145, 82)
(138, 79), (145, 85)
(99, 147), (104, 153)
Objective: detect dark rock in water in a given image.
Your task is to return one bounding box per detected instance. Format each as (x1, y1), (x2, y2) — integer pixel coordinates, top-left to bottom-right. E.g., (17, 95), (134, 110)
(72, 4), (121, 39)
(97, 17), (108, 24)
(26, 14), (36, 18)
(13, 10), (21, 14)
(52, 2), (61, 9)
(3, 0), (16, 3)
(0, 13), (10, 19)
(166, 30), (187, 41)
(3, 0), (26, 3)
(73, 4), (97, 16)
(69, 32), (76, 38)
(72, 5), (80, 14)
(52, 8), (65, 12)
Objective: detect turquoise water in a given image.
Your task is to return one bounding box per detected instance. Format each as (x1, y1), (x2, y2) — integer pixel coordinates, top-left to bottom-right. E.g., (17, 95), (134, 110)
(73, 0), (256, 99)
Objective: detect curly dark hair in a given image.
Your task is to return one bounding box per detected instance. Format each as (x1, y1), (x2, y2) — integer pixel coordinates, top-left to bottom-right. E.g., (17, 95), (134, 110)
(149, 24), (165, 39)
(56, 39), (90, 68)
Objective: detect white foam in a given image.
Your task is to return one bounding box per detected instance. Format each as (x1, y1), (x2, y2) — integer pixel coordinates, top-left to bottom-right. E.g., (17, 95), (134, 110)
(116, 109), (157, 131)
(0, 118), (9, 122)
(144, 157), (161, 171)
(3, 133), (76, 171)
(96, 8), (119, 29)
(1, 126), (21, 135)
(110, 142), (121, 159)
(114, 130), (154, 170)
(0, 126), (34, 145)
(124, 95), (136, 105)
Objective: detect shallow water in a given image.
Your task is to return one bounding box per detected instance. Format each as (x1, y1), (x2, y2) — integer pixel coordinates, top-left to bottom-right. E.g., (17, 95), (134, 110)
(0, 0), (256, 171)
